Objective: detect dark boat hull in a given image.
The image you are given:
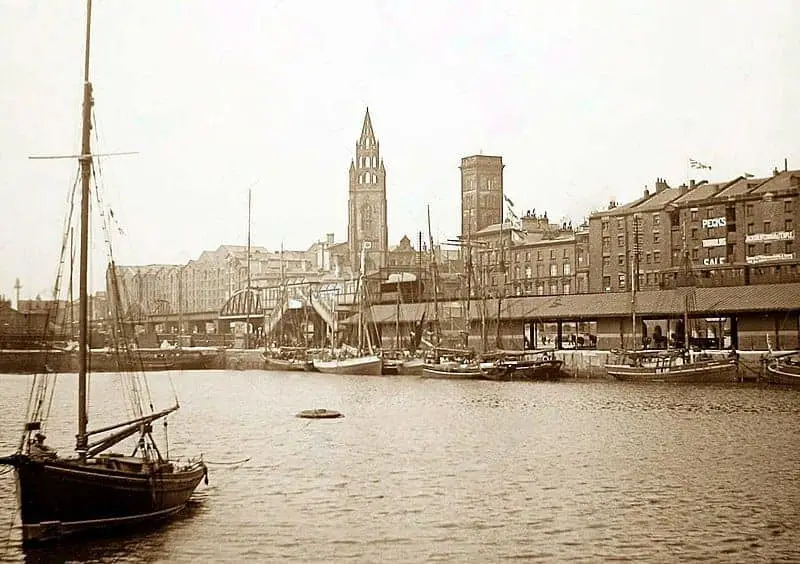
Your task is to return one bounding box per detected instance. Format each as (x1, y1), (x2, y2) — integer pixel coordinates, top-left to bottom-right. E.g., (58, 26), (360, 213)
(605, 359), (738, 382)
(5, 455), (206, 544)
(0, 348), (219, 374)
(486, 359), (564, 381)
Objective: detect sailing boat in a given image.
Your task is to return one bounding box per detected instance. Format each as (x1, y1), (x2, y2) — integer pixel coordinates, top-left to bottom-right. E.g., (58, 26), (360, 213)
(0, 1), (207, 544)
(312, 242), (382, 375)
(421, 211), (504, 380)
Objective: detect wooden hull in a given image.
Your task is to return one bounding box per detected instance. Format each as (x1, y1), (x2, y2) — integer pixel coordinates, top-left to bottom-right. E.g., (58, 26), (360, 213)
(486, 359), (564, 381)
(312, 355), (383, 376)
(90, 349), (218, 372)
(0, 349), (218, 374)
(605, 359), (738, 382)
(263, 356), (311, 372)
(765, 361), (800, 387)
(421, 362), (489, 380)
(397, 357), (425, 376)
(1, 454), (206, 544)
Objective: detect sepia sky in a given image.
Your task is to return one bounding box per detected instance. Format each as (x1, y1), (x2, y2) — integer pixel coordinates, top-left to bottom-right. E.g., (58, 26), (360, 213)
(0, 0), (798, 301)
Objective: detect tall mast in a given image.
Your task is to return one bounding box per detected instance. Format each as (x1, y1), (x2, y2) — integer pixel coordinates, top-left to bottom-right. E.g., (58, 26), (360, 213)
(178, 266), (184, 346)
(279, 242), (284, 345)
(245, 188), (251, 349)
(427, 206), (440, 346)
(76, 0), (94, 456)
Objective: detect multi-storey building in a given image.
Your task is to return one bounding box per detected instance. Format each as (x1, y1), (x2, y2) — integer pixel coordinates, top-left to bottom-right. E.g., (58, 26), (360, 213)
(470, 211), (588, 298)
(587, 166), (800, 292)
(110, 243), (322, 319)
(348, 108), (388, 274)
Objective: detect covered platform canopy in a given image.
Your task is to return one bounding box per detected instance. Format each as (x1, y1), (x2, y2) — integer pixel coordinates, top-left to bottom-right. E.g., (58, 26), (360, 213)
(349, 282), (800, 325)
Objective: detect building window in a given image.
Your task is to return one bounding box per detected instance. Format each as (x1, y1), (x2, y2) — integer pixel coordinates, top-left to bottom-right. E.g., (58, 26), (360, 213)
(563, 248), (569, 259)
(646, 252), (651, 264)
(747, 222), (754, 235)
(764, 243), (772, 255)
(537, 284), (545, 296)
(550, 264), (558, 277)
(603, 276), (611, 291)
(652, 213), (660, 227)
(550, 249), (556, 260)
(563, 282), (571, 295)
(692, 248), (699, 259)
(747, 244), (755, 255)
(536, 264), (543, 277)
(525, 251), (530, 261)
(746, 203), (754, 216)
(785, 200), (794, 213)
(602, 237), (611, 251)
(537, 251), (542, 261)
(617, 234), (624, 247)
(691, 210), (698, 221)
(577, 249), (585, 265)
(691, 228), (698, 239)
(653, 232), (660, 244)
(602, 220), (609, 232)
(786, 241), (793, 254)
(653, 251), (661, 263)
(786, 219), (793, 232)
(550, 283), (558, 295)
(764, 220), (771, 233)
(618, 274), (626, 288)
(617, 218), (623, 230)
(525, 266), (532, 278)
(563, 263), (571, 276)
(602, 256), (611, 268)
(617, 254), (625, 267)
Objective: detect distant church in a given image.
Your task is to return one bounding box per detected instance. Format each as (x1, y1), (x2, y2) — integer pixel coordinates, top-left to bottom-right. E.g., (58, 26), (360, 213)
(348, 108), (388, 273)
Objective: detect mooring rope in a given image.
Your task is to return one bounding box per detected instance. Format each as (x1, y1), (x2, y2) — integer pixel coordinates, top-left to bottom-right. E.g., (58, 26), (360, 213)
(203, 457), (251, 466)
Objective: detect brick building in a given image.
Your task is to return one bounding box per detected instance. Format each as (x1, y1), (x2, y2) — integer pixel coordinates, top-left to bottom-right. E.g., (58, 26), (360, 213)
(587, 166), (800, 293)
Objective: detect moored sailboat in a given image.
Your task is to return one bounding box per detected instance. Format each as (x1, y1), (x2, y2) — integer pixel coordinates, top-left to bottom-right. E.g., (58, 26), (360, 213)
(764, 350), (800, 387)
(0, 1), (207, 544)
(313, 242), (383, 375)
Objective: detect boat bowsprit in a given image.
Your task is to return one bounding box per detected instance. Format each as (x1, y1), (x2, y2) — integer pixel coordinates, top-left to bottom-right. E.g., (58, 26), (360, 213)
(296, 409), (343, 419)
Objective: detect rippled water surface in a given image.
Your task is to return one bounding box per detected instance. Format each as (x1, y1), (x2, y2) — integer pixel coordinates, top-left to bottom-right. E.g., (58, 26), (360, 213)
(1, 370), (799, 562)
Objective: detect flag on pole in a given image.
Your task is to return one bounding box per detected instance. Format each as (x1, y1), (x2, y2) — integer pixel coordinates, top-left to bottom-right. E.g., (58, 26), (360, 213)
(689, 158), (712, 170)
(503, 193), (515, 207)
(743, 172), (754, 178)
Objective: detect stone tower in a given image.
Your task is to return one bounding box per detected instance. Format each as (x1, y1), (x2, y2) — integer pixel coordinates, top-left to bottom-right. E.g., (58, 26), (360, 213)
(348, 108), (388, 274)
(460, 155), (504, 240)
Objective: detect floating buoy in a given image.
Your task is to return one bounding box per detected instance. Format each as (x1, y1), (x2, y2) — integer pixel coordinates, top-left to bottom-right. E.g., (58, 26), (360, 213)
(296, 409), (343, 419)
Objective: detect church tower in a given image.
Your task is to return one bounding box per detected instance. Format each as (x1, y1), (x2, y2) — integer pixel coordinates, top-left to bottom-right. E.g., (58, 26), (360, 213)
(348, 108), (388, 273)
(460, 155), (504, 241)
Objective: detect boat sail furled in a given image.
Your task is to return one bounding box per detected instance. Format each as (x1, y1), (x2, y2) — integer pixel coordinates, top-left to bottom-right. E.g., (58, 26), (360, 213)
(0, 1), (207, 544)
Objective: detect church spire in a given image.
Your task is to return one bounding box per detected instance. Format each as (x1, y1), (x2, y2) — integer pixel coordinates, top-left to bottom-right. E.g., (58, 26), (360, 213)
(360, 107), (375, 146)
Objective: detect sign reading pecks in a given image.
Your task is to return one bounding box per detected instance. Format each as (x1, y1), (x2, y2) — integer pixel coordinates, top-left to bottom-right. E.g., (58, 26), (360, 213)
(701, 217), (727, 229)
